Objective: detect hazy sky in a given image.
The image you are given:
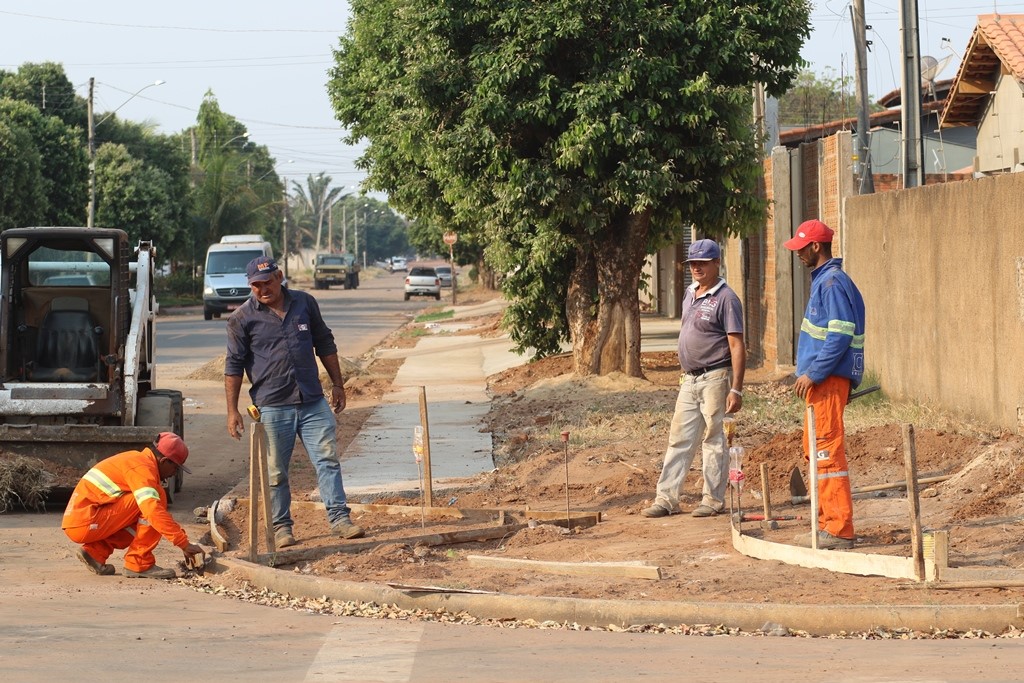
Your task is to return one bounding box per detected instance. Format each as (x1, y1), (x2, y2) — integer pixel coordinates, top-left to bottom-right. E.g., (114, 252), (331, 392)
(1, 1), (1020, 200)
(0, 3), (363, 193)
(804, 0), (1024, 98)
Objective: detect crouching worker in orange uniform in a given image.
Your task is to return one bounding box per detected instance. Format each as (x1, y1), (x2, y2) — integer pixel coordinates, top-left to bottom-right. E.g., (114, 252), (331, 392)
(62, 432), (205, 579)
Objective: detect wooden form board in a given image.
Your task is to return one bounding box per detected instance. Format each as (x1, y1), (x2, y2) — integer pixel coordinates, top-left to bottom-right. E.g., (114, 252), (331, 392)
(927, 529), (1024, 586)
(731, 525), (921, 580)
(235, 498), (601, 527)
(208, 500), (229, 553)
(466, 555), (663, 580)
(258, 523), (528, 566)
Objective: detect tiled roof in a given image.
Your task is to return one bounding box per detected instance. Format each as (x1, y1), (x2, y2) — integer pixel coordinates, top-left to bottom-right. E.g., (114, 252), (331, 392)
(779, 100), (945, 146)
(940, 14), (1024, 128)
(876, 78), (953, 108)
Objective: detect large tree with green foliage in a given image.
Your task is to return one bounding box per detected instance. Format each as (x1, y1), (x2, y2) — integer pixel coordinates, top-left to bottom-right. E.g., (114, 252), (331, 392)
(191, 93), (282, 249)
(93, 143), (178, 248)
(0, 117), (46, 230)
(330, 0), (810, 376)
(0, 97), (86, 227)
(0, 62), (86, 131)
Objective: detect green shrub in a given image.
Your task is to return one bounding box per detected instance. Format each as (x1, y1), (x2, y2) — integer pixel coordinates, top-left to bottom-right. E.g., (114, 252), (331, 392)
(156, 270), (201, 298)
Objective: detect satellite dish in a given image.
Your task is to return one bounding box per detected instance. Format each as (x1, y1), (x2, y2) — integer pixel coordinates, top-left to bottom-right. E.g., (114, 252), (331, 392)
(921, 54), (954, 98)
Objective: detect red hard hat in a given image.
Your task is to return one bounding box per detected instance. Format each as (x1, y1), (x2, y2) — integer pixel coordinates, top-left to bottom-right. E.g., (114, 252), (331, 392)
(155, 432), (191, 473)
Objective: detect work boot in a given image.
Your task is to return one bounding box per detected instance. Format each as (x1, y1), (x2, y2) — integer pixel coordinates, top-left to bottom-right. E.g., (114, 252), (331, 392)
(331, 516), (365, 539)
(641, 504), (673, 518)
(123, 565), (177, 579)
(275, 527), (297, 548)
(795, 530), (855, 550)
(690, 504), (722, 518)
(75, 548), (115, 576)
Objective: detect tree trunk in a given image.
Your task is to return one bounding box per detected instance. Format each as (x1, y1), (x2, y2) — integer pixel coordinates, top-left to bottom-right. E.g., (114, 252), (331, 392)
(566, 211), (650, 378)
(314, 210), (325, 253)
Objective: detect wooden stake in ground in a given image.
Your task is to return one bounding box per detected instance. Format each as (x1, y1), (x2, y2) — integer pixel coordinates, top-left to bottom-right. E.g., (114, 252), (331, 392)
(561, 430), (571, 529)
(807, 404), (819, 550)
(760, 461), (773, 531)
(418, 387), (433, 507)
(902, 423), (925, 580)
(248, 422), (276, 562)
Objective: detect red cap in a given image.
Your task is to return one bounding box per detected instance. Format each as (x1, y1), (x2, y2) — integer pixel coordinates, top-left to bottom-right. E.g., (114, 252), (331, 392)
(155, 432), (191, 473)
(784, 219), (834, 251)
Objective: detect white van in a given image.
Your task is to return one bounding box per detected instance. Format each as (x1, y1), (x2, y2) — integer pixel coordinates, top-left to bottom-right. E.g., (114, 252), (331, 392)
(202, 235), (273, 320)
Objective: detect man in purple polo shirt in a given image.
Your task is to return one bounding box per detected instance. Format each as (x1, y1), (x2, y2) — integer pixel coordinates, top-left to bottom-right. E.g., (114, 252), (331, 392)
(642, 239), (746, 518)
(224, 256), (365, 548)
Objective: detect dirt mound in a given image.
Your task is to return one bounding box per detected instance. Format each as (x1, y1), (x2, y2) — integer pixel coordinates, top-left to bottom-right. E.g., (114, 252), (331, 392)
(210, 310), (1024, 609)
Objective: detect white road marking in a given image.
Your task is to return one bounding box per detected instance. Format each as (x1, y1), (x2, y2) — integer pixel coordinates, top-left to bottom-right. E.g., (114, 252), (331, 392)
(305, 621), (425, 682)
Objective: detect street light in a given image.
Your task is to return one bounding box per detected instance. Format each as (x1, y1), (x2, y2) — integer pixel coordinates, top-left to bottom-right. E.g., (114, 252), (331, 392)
(87, 78), (165, 227)
(220, 131), (249, 149)
(254, 159), (294, 183)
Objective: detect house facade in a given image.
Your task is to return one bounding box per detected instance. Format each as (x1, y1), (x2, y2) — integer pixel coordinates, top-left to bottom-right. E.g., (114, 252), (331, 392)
(941, 14), (1024, 174)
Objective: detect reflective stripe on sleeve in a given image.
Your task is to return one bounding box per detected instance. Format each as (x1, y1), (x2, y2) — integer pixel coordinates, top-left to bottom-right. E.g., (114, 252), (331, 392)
(827, 320), (855, 336)
(801, 319), (828, 340)
(801, 319), (865, 349)
(133, 487), (161, 506)
(83, 468), (123, 498)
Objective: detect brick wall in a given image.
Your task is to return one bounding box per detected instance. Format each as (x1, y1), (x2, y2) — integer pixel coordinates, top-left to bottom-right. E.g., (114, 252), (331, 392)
(872, 172), (974, 192)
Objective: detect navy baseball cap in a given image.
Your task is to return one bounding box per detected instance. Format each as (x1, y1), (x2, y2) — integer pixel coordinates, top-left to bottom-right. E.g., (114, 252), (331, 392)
(686, 239), (721, 262)
(246, 256), (279, 283)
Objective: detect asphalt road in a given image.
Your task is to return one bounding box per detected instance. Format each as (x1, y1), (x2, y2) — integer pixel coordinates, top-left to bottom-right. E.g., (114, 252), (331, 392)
(156, 270), (431, 364)
(3, 272), (1024, 680)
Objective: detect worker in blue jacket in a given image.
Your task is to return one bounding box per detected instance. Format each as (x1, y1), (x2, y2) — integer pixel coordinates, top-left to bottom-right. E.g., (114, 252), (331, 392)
(785, 219), (865, 550)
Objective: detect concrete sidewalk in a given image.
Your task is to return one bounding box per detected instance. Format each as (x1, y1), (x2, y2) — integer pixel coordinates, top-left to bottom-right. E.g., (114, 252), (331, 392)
(341, 302), (679, 496)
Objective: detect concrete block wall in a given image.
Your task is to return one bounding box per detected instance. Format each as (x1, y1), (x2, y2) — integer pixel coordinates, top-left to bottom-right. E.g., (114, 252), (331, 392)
(844, 171), (1024, 431)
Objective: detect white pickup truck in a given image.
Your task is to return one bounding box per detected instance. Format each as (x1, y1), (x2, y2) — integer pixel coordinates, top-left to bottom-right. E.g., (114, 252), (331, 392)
(404, 266), (441, 301)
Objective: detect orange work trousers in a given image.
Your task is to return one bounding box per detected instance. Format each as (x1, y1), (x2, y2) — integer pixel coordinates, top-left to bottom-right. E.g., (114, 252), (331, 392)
(803, 375), (855, 540)
(62, 494), (162, 572)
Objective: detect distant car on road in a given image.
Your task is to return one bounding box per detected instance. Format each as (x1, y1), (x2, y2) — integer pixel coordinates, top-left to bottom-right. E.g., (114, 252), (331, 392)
(389, 257), (408, 273)
(434, 265), (453, 288)
(404, 266), (441, 301)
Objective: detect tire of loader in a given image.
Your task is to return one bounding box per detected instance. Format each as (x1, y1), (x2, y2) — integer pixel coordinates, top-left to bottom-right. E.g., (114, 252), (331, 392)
(137, 393), (179, 503)
(146, 389), (185, 492)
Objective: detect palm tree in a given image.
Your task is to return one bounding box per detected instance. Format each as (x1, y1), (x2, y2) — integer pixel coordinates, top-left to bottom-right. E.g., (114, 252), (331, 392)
(291, 173), (348, 253)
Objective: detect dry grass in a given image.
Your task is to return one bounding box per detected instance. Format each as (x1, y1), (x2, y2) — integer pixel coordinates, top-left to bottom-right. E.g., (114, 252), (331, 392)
(0, 456), (53, 512)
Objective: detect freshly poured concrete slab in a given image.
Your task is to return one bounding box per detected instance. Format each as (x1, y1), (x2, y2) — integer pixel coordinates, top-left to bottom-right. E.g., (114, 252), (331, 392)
(342, 315), (681, 496)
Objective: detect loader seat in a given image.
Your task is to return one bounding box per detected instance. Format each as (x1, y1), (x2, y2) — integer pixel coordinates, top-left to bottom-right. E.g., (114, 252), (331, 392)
(31, 296), (102, 382)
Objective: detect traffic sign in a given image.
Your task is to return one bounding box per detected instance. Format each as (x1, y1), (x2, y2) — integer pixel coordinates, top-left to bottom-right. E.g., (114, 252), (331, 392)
(442, 231), (458, 245)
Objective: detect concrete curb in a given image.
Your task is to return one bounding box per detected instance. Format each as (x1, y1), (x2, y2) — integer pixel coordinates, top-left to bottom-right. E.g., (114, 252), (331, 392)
(215, 556), (1024, 636)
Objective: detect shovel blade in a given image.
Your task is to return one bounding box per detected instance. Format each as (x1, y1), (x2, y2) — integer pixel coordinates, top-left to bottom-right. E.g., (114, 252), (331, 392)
(789, 465), (808, 498)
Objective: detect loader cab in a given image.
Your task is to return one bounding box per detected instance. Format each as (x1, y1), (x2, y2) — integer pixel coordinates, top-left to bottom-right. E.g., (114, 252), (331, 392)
(0, 228), (128, 386)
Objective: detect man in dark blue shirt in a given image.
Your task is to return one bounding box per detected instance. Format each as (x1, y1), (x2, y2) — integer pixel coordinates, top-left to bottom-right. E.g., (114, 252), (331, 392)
(225, 256), (364, 547)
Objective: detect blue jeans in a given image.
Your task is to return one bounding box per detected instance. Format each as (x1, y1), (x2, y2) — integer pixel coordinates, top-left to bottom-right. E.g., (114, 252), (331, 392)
(653, 368), (731, 512)
(261, 397), (350, 530)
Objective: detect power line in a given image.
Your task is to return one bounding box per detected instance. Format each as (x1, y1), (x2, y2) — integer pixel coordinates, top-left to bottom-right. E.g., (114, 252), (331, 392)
(0, 10), (343, 33)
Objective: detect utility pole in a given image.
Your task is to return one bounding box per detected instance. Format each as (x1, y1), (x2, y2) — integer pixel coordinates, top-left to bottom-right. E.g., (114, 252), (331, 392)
(282, 180), (290, 279)
(87, 78), (95, 227)
(342, 204), (348, 253)
(852, 0), (875, 194)
(899, 0), (924, 188)
(328, 202), (333, 252)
